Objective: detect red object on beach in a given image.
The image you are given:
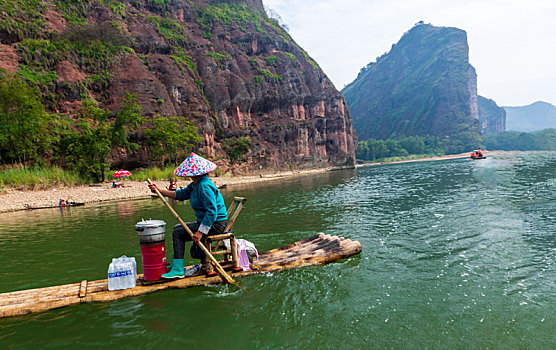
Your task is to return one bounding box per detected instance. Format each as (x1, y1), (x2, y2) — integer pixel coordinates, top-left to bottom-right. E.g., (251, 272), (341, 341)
(140, 243), (167, 281)
(113, 170), (131, 178)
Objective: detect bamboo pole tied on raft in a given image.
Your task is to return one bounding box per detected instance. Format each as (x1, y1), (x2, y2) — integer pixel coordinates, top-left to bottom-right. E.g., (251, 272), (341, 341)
(146, 179), (240, 289)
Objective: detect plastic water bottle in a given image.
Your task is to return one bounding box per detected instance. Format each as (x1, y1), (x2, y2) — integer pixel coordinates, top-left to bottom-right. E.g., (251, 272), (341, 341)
(185, 264), (200, 276)
(108, 258), (120, 291)
(121, 256), (137, 289)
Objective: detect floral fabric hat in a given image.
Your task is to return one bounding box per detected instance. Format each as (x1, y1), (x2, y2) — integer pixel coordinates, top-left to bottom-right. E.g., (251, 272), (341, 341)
(174, 152), (217, 177)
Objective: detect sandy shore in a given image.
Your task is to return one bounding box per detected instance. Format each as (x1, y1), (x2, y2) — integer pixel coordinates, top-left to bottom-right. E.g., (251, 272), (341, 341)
(0, 152), (477, 213)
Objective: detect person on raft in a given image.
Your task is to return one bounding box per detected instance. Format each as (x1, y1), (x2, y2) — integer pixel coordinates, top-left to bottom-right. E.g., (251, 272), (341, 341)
(148, 152), (227, 279)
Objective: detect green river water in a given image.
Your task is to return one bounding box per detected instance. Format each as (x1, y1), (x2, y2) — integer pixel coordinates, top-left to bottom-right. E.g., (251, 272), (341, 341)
(1, 151), (555, 349)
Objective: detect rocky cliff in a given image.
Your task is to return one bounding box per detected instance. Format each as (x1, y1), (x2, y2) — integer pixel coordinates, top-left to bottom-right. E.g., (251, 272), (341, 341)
(341, 23), (481, 150)
(478, 96), (505, 134)
(0, 0), (356, 173)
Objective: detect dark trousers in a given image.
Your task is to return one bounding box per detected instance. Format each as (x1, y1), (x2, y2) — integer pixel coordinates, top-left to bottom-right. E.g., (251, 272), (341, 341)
(172, 220), (227, 259)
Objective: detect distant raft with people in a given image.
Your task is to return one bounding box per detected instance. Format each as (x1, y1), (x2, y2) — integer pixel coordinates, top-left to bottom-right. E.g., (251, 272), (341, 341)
(24, 202), (85, 210)
(0, 233), (362, 318)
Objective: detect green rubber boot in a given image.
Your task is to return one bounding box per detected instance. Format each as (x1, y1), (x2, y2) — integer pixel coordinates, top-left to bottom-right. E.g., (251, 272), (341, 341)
(161, 258), (185, 279)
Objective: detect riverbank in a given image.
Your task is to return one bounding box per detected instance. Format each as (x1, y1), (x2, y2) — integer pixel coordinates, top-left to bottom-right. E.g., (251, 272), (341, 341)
(0, 152), (478, 213)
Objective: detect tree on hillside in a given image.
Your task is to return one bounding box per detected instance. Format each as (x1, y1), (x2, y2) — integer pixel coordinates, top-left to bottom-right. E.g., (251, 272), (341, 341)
(222, 136), (252, 162)
(143, 115), (202, 165)
(65, 99), (111, 182)
(0, 75), (52, 165)
(111, 92), (145, 152)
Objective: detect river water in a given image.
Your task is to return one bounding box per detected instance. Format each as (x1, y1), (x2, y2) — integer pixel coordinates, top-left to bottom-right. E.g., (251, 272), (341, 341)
(1, 151), (554, 348)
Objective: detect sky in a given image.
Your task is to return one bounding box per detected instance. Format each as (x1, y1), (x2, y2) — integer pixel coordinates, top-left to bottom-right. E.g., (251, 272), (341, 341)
(262, 0), (556, 107)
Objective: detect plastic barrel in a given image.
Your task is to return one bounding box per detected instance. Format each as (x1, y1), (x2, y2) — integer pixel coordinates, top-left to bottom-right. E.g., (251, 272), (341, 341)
(140, 243), (167, 281)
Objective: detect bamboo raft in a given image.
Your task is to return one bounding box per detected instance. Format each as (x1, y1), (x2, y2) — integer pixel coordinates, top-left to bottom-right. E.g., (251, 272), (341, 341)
(0, 233), (361, 318)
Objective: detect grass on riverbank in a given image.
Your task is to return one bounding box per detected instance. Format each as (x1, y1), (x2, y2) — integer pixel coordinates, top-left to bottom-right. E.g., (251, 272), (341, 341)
(129, 165), (178, 182)
(0, 164), (181, 191)
(0, 166), (85, 190)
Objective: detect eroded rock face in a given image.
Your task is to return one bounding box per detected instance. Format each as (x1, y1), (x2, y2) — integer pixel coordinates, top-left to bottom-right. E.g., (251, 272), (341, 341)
(478, 96), (506, 134)
(0, 0), (356, 173)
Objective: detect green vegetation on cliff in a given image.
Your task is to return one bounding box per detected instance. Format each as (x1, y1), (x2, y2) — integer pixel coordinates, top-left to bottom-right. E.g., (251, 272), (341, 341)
(0, 75), (201, 182)
(0, 75), (52, 164)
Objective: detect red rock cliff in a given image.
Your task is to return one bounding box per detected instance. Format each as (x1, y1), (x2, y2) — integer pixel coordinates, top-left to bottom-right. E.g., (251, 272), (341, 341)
(0, 0), (356, 174)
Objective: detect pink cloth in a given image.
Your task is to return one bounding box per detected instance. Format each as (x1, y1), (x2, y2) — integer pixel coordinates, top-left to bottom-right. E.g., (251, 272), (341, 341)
(235, 239), (258, 271)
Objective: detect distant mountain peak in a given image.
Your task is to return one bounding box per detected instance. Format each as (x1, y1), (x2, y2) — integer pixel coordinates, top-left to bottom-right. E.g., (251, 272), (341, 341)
(342, 23), (498, 151)
(503, 101), (556, 132)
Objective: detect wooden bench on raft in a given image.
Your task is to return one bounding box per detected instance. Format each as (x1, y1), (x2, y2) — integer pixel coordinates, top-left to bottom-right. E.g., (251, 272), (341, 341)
(205, 196), (247, 273)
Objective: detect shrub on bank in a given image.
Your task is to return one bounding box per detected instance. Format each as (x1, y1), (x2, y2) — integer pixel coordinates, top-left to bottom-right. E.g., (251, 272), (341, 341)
(126, 165), (179, 182)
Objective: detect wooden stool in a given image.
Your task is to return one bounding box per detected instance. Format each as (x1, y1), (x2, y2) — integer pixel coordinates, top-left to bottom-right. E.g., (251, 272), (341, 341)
(204, 197), (246, 273)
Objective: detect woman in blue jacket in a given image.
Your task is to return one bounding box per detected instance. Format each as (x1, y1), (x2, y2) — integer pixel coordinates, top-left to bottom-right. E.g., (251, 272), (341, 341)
(148, 153), (227, 279)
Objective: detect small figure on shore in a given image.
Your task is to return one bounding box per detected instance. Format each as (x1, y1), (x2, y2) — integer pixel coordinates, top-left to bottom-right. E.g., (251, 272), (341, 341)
(58, 198), (65, 206)
(168, 179), (177, 190)
(148, 153), (228, 279)
(112, 181), (121, 189)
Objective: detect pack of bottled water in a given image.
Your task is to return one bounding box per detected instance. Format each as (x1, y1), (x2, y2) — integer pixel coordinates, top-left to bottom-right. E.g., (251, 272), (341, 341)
(108, 255), (137, 291)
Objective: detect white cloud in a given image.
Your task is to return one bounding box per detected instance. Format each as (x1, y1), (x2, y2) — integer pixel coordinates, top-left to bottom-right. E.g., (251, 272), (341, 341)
(263, 0), (556, 106)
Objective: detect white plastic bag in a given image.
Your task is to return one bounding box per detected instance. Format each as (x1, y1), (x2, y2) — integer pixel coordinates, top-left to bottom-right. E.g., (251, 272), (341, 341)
(108, 255), (137, 291)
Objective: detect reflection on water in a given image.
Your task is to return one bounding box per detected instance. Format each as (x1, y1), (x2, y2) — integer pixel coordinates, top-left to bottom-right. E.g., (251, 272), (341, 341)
(0, 152), (555, 348)
(117, 200), (136, 218)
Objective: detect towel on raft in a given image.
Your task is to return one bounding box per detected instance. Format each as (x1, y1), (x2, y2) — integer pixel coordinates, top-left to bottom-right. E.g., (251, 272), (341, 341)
(225, 238), (258, 271)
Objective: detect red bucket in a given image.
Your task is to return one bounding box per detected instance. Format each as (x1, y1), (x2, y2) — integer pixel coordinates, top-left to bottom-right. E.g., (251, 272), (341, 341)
(140, 242), (167, 281)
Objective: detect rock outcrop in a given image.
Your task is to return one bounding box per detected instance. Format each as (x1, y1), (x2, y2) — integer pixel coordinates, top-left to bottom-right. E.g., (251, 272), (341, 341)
(478, 96), (505, 134)
(0, 0), (356, 173)
(341, 23), (481, 150)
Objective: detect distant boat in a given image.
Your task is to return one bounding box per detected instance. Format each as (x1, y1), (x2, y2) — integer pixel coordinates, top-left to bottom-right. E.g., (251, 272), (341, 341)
(470, 150), (486, 160)
(25, 202), (85, 210)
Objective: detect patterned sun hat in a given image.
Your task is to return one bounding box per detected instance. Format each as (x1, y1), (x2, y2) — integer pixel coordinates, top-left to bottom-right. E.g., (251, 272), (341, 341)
(174, 152), (217, 177)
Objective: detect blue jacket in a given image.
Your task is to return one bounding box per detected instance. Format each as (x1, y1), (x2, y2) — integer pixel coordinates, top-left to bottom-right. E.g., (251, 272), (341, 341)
(174, 175), (227, 234)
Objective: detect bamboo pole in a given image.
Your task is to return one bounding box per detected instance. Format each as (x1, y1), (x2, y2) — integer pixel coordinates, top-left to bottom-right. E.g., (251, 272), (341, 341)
(146, 179), (240, 288)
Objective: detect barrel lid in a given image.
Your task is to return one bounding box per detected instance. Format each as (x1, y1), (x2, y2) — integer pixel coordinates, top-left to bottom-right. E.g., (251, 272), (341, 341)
(135, 219), (166, 228)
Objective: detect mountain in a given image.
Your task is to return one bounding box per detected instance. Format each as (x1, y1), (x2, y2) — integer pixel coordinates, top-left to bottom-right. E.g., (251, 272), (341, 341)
(341, 22), (481, 152)
(0, 0), (356, 173)
(504, 101), (556, 132)
(478, 96), (505, 134)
